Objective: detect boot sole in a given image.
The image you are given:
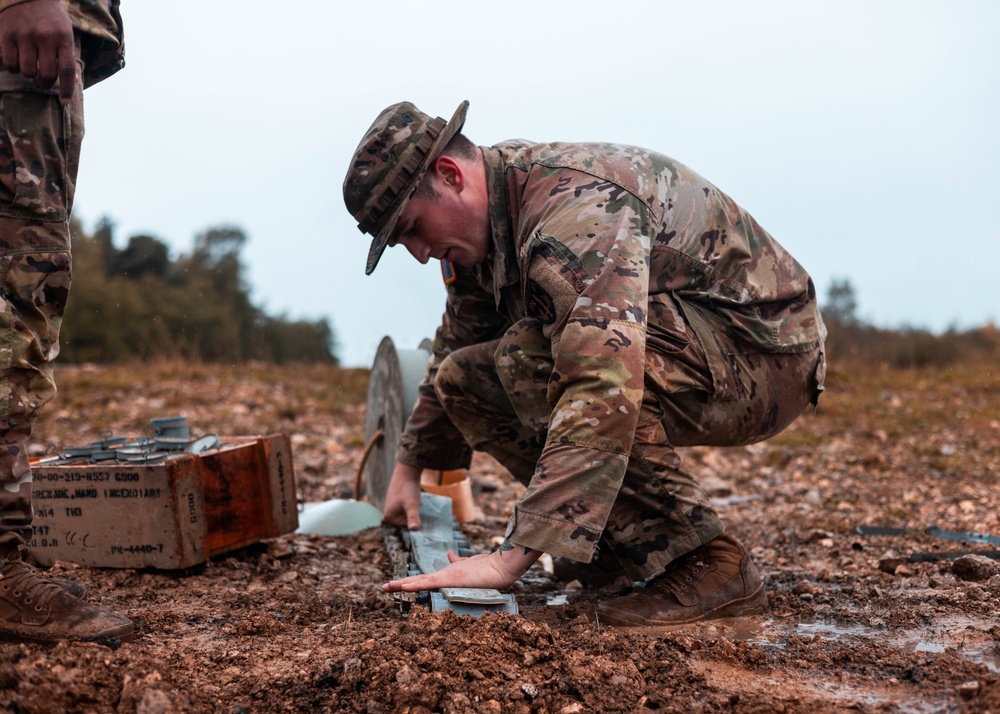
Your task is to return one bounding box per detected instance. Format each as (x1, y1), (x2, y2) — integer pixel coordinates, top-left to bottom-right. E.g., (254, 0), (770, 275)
(599, 584), (768, 631)
(0, 621), (134, 644)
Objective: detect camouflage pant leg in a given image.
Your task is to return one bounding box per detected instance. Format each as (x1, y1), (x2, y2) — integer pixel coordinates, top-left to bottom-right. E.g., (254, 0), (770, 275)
(437, 318), (722, 577)
(606, 333), (824, 581)
(437, 315), (822, 581)
(434, 336), (545, 487)
(601, 395), (725, 581)
(660, 346), (823, 449)
(0, 88), (83, 551)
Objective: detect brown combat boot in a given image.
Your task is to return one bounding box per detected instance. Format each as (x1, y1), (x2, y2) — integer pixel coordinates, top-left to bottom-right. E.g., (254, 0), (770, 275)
(0, 553), (133, 643)
(596, 532), (766, 628)
(48, 577), (86, 599)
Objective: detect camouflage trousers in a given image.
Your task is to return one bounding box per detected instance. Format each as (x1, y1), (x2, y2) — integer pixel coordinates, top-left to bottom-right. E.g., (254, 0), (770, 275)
(435, 316), (823, 582)
(0, 82), (84, 553)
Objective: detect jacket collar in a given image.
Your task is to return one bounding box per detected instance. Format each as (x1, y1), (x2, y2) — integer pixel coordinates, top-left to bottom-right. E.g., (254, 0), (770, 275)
(478, 146), (520, 305)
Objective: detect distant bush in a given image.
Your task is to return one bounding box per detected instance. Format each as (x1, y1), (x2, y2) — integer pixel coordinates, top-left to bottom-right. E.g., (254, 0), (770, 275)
(823, 314), (998, 368)
(60, 217), (338, 365)
(820, 276), (999, 368)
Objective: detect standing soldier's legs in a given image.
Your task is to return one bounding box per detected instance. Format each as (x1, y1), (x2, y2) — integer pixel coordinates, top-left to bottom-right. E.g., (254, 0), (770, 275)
(0, 89), (80, 553)
(0, 85), (133, 642)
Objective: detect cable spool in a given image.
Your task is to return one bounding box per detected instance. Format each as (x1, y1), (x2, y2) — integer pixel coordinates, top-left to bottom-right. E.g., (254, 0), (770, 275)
(362, 336), (432, 510)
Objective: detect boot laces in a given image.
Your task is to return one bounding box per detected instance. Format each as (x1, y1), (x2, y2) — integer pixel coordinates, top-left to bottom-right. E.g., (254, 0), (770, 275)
(0, 558), (64, 612)
(657, 552), (710, 596)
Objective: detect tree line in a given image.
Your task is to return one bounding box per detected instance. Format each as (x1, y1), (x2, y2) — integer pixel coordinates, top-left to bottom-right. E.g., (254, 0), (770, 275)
(54, 225), (994, 370)
(822, 278), (998, 368)
(58, 218), (337, 364)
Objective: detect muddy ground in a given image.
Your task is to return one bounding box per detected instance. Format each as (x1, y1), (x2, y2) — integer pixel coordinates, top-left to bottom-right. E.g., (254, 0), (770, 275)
(1, 360), (998, 713)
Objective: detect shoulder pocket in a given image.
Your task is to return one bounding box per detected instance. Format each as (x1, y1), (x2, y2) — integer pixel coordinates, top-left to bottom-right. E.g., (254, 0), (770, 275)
(521, 233), (588, 294)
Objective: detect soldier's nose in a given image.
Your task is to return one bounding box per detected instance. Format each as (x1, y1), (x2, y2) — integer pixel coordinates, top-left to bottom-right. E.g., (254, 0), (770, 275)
(403, 240), (431, 264)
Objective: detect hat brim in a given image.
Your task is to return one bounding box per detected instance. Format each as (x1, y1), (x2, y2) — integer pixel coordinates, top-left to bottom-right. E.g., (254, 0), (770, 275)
(364, 100), (470, 276)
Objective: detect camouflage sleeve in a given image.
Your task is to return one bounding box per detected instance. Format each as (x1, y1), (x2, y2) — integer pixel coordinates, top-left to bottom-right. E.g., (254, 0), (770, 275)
(504, 176), (652, 562)
(397, 263), (510, 470)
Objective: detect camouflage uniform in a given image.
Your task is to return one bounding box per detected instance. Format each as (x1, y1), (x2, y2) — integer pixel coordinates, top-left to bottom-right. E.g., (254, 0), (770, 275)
(0, 0), (124, 552)
(397, 141), (826, 583)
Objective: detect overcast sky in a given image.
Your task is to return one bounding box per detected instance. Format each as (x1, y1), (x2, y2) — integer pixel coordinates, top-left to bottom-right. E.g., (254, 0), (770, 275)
(71, 1), (999, 367)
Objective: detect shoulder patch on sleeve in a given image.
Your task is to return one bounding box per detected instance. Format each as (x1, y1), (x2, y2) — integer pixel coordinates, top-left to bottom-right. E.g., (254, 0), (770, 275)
(440, 260), (456, 285)
(526, 279), (557, 324)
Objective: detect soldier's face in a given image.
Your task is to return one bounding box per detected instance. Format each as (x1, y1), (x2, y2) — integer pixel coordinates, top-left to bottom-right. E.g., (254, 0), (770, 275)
(389, 161), (490, 268)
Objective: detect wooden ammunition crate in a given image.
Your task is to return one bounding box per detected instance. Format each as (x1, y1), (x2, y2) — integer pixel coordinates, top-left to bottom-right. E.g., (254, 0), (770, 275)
(29, 434), (297, 569)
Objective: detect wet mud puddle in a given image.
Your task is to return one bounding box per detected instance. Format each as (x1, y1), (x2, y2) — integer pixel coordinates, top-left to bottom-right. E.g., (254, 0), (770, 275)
(662, 614), (996, 713)
(733, 615), (1000, 673)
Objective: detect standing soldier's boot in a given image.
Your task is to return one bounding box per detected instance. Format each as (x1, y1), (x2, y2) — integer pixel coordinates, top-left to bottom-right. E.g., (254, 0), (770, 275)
(0, 550), (133, 643)
(596, 532), (766, 627)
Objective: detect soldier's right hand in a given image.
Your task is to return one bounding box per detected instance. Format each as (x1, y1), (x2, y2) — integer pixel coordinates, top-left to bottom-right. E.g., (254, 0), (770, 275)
(0, 0), (77, 104)
(382, 462), (423, 531)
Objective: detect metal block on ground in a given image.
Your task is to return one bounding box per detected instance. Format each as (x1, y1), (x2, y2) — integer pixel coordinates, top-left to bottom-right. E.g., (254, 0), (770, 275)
(385, 493), (519, 616)
(431, 592), (518, 617)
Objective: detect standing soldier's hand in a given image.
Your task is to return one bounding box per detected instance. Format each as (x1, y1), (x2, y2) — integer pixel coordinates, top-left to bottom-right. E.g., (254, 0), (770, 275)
(0, 0), (77, 104)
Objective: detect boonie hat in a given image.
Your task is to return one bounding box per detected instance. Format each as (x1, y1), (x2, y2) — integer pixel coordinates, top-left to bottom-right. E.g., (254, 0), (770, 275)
(343, 100), (469, 275)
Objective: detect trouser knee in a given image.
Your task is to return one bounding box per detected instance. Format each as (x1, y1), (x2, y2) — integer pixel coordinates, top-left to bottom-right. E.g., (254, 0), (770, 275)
(434, 342), (503, 411)
(495, 318), (552, 431)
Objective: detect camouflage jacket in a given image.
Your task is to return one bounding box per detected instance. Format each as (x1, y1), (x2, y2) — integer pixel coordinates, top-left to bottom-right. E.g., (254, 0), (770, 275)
(398, 140), (825, 552)
(0, 0), (124, 87)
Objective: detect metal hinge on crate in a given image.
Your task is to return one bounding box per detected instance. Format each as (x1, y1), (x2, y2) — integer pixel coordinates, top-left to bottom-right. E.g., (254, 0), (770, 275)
(383, 493), (518, 617)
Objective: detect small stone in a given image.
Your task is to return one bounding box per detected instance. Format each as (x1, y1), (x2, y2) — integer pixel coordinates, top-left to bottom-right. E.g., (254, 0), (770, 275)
(521, 682), (538, 700)
(878, 558), (906, 574)
(806, 529), (833, 543)
(957, 680), (980, 699)
(395, 664), (417, 684)
(792, 580), (815, 595)
(136, 689), (172, 714)
(952, 555), (1000, 582)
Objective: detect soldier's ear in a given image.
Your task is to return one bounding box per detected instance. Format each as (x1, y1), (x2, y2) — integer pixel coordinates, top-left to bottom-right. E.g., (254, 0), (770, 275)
(433, 156), (465, 192)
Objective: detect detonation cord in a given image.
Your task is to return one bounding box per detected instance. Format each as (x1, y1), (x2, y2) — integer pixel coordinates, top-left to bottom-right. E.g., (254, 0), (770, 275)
(355, 429), (384, 501)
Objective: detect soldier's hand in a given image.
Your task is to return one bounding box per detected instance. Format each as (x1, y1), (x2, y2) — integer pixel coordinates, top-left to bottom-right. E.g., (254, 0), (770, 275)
(0, 0), (77, 104)
(381, 462), (423, 531)
(383, 540), (541, 593)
